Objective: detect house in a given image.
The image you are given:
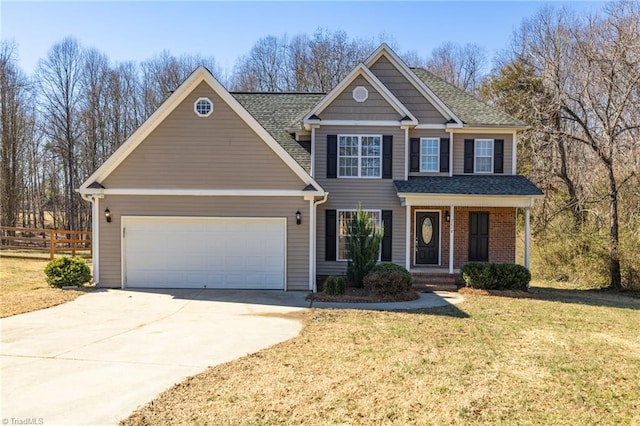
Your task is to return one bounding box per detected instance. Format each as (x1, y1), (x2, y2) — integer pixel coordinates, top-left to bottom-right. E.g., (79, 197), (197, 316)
(78, 44), (542, 291)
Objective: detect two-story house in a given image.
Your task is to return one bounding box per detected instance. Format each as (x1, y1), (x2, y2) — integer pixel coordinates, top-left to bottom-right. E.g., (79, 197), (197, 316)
(79, 44), (542, 291)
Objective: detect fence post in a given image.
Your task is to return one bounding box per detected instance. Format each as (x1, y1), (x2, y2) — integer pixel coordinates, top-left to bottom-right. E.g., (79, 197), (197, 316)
(71, 232), (76, 257)
(49, 229), (55, 260)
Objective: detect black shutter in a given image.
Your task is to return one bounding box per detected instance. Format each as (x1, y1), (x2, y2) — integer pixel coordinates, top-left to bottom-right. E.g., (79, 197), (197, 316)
(325, 209), (337, 261)
(464, 139), (474, 174)
(382, 135), (393, 179)
(327, 135), (337, 178)
(410, 138), (420, 172)
(494, 139), (504, 174)
(440, 138), (450, 173)
(381, 210), (393, 261)
(469, 212), (489, 262)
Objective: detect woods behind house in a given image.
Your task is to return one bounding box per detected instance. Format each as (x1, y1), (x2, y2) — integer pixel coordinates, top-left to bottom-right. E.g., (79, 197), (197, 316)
(1, 4), (638, 289)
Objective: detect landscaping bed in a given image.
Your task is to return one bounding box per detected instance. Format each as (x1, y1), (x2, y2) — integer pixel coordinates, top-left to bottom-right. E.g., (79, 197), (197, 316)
(307, 286), (419, 303)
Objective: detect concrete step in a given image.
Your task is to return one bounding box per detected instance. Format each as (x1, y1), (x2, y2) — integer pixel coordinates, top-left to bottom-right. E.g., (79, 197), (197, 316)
(411, 273), (458, 292)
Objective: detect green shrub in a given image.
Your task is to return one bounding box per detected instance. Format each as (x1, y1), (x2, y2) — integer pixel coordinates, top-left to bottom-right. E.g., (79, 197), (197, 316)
(347, 204), (384, 287)
(363, 263), (413, 296)
(323, 275), (345, 295)
(462, 262), (530, 291)
(44, 257), (92, 288)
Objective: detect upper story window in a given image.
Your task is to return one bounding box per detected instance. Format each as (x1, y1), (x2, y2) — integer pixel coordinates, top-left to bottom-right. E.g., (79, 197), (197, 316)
(420, 138), (440, 172)
(194, 97), (213, 117)
(338, 135), (382, 178)
(475, 139), (494, 173)
(337, 209), (381, 261)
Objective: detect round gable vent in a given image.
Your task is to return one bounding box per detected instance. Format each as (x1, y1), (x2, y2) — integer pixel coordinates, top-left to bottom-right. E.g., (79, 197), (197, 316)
(194, 97), (213, 117)
(352, 86), (369, 103)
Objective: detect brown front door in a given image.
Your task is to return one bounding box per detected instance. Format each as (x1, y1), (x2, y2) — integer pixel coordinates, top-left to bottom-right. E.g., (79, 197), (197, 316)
(415, 212), (439, 265)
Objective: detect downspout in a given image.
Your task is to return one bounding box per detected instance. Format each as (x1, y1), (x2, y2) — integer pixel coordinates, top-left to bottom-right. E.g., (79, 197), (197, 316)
(80, 193), (100, 284)
(310, 193), (329, 293)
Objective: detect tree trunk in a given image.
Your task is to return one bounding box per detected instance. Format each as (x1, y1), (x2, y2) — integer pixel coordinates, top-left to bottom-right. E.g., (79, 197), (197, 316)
(607, 164), (622, 289)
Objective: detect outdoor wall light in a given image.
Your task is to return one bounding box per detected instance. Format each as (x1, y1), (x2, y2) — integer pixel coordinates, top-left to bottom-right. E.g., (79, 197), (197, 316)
(296, 210), (302, 225)
(104, 208), (112, 223)
(445, 210), (450, 222)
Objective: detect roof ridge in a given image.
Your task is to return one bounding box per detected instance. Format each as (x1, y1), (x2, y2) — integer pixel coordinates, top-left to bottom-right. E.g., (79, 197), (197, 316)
(231, 91), (326, 95)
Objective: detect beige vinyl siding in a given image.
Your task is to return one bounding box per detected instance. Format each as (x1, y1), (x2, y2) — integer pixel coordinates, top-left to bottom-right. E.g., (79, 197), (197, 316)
(319, 76), (402, 121)
(97, 195), (310, 290)
(103, 82), (304, 190)
(369, 56), (446, 124)
(452, 133), (514, 175)
(314, 126), (406, 275)
(409, 130), (451, 177)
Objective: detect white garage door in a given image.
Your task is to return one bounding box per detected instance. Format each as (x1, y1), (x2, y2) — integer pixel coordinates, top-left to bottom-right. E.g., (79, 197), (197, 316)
(123, 217), (286, 289)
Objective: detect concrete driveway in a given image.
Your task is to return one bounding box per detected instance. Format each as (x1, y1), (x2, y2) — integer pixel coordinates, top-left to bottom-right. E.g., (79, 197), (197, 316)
(0, 289), (309, 426)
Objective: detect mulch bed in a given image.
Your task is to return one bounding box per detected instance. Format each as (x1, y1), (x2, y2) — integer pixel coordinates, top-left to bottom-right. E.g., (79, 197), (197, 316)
(458, 287), (545, 299)
(307, 287), (420, 303)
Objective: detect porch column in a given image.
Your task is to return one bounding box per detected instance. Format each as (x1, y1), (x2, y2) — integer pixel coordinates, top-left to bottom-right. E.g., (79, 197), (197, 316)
(405, 206), (411, 270)
(449, 205), (455, 274)
(524, 207), (531, 269)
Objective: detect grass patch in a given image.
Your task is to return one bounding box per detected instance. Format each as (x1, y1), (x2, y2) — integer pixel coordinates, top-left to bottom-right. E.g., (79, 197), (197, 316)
(0, 257), (92, 318)
(123, 285), (640, 425)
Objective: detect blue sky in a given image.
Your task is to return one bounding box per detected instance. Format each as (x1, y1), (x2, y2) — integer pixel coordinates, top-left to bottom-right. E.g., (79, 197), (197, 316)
(2, 1), (604, 76)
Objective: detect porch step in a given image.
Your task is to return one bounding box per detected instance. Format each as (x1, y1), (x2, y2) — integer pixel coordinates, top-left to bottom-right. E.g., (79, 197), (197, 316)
(411, 273), (459, 292)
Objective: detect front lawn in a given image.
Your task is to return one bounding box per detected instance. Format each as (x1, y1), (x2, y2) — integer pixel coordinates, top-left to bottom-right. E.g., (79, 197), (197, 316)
(0, 257), (92, 318)
(123, 284), (640, 425)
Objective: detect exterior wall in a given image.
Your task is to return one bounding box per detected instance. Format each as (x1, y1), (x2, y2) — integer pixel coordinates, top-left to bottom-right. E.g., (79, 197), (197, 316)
(408, 129), (451, 177)
(103, 81), (304, 189)
(452, 133), (514, 175)
(408, 206), (516, 269)
(314, 125), (406, 275)
(319, 75), (401, 121)
(369, 55), (446, 124)
(97, 195), (310, 290)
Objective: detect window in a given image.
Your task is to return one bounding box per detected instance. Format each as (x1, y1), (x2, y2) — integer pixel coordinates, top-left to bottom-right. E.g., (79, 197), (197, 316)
(475, 139), (494, 173)
(337, 210), (381, 261)
(420, 138), (439, 172)
(352, 86), (369, 102)
(194, 97), (213, 117)
(338, 135), (382, 178)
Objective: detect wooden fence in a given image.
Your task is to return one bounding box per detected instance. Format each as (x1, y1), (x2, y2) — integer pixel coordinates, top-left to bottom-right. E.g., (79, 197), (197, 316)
(0, 226), (92, 260)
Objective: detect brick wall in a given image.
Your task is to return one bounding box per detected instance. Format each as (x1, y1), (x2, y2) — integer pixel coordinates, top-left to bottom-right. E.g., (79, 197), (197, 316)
(410, 206), (516, 269)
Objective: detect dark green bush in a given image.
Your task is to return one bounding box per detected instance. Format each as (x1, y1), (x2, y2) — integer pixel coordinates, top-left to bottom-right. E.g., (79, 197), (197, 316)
(363, 263), (413, 296)
(461, 262), (530, 291)
(323, 275), (345, 295)
(44, 257), (92, 288)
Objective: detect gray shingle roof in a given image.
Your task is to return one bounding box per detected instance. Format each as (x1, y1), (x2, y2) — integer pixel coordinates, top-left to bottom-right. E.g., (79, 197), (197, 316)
(394, 175), (543, 196)
(411, 68), (526, 127)
(232, 93), (324, 173)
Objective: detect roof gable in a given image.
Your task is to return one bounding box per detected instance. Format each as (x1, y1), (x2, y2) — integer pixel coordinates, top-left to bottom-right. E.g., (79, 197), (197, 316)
(303, 63), (417, 125)
(80, 67), (323, 192)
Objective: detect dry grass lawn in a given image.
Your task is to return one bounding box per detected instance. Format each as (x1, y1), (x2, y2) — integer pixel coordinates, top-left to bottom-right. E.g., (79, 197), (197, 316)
(0, 257), (91, 317)
(123, 284), (640, 425)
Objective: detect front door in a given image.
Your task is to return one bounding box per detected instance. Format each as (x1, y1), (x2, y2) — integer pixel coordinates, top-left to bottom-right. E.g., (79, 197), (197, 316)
(415, 212), (439, 265)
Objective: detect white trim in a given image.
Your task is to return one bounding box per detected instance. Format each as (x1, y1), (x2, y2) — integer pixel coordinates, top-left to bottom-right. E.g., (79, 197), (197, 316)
(404, 127), (409, 180)
(303, 64), (418, 124)
(449, 205), (455, 274)
(399, 194), (540, 208)
(415, 124), (447, 130)
(120, 216), (288, 290)
(352, 86), (369, 102)
(413, 209), (442, 267)
(512, 131), (518, 175)
(336, 209), (382, 261)
(308, 199), (314, 292)
(451, 127), (526, 134)
(311, 127), (316, 177)
(405, 206), (411, 270)
(193, 97), (213, 117)
(313, 120), (408, 127)
(448, 130), (454, 177)
(79, 188), (324, 197)
(524, 207), (531, 270)
(364, 44), (461, 125)
(79, 66), (323, 193)
(419, 137), (440, 173)
(92, 196), (100, 284)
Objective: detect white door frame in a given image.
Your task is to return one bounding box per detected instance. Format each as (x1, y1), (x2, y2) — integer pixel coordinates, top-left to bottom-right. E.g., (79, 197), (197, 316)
(413, 209), (442, 267)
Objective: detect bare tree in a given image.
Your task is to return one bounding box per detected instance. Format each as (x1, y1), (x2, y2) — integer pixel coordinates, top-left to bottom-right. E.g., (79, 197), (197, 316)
(426, 42), (487, 94)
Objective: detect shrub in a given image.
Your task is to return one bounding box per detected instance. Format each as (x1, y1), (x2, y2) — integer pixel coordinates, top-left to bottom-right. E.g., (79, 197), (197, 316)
(347, 204), (384, 287)
(323, 275), (345, 295)
(363, 263), (413, 297)
(461, 262), (530, 291)
(44, 257), (92, 288)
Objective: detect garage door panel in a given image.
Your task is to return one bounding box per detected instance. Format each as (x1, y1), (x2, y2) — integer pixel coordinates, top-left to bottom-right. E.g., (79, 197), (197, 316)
(124, 217), (285, 289)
